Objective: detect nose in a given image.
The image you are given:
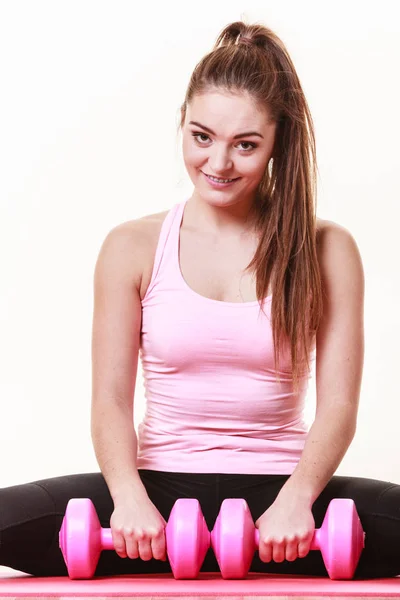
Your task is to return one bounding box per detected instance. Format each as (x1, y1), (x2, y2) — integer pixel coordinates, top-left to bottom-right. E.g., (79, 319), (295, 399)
(208, 147), (233, 174)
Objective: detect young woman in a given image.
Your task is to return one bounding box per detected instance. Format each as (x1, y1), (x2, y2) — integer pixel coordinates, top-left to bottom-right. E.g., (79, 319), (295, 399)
(1, 20), (399, 580)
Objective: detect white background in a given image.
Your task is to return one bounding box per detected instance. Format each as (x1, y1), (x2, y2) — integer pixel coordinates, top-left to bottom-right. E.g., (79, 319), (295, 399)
(1, 0), (399, 488)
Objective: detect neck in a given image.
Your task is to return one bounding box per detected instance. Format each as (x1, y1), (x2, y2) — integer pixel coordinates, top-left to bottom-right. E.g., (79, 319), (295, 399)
(187, 195), (259, 238)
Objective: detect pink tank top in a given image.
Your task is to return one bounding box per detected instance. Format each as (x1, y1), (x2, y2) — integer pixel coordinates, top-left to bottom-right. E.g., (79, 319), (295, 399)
(136, 199), (311, 474)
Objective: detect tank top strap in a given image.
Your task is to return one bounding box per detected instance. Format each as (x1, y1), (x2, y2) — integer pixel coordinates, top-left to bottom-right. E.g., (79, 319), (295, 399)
(142, 199), (186, 303)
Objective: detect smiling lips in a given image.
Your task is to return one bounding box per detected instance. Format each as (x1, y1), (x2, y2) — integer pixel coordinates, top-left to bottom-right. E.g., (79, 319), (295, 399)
(203, 172), (240, 181)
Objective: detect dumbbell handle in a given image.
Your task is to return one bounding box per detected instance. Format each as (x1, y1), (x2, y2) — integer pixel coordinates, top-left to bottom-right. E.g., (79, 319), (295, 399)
(98, 528), (115, 551)
(254, 528), (320, 550)
(91, 527), (173, 553)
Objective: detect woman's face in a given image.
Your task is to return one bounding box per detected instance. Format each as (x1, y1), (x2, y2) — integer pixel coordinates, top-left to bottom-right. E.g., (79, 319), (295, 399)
(182, 90), (277, 208)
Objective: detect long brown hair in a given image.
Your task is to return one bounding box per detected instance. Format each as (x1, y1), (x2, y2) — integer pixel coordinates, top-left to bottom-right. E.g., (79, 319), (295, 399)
(177, 21), (323, 392)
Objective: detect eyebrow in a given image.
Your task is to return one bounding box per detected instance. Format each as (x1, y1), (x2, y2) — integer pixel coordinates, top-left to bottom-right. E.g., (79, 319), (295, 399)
(189, 121), (264, 139)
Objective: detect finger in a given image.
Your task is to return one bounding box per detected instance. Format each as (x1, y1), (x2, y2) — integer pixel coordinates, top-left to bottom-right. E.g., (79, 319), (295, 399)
(138, 537), (153, 561)
(298, 539), (311, 559)
(285, 539), (299, 562)
(258, 539), (273, 563)
(124, 530), (139, 560)
(272, 541), (285, 563)
(112, 530), (128, 559)
(150, 529), (167, 561)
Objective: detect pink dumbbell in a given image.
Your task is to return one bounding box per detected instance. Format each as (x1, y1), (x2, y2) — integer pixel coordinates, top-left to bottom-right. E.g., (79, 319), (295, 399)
(59, 497), (210, 579)
(211, 498), (365, 579)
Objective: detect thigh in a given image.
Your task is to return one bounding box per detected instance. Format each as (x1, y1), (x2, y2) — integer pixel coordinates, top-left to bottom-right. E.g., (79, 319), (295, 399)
(21, 469), (220, 576)
(316, 474), (400, 578)
(0, 472), (111, 576)
(218, 473), (400, 578)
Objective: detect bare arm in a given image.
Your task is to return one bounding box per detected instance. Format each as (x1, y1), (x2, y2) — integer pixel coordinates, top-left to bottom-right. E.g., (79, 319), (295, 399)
(91, 221), (149, 504)
(277, 221), (365, 506)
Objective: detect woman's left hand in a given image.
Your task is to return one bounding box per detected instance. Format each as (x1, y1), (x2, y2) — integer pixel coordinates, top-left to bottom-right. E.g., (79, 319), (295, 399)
(254, 497), (315, 563)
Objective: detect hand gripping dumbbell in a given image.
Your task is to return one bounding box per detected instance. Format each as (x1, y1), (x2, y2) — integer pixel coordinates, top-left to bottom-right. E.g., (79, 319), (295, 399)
(59, 497), (210, 579)
(210, 497), (365, 580)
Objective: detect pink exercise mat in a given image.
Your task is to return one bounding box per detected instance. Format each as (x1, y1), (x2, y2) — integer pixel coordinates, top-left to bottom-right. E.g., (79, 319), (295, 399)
(1, 570), (400, 597)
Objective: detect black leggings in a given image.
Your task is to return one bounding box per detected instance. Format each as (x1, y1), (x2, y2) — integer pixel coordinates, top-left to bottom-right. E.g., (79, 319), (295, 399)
(0, 470), (399, 579)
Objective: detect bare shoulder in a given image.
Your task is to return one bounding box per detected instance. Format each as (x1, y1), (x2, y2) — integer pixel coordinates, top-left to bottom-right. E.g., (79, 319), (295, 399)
(136, 208), (170, 232)
(96, 209), (169, 293)
(316, 217), (362, 258)
(315, 217), (364, 297)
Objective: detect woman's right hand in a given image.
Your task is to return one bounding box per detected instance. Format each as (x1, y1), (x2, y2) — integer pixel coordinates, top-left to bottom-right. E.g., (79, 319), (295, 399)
(110, 494), (168, 561)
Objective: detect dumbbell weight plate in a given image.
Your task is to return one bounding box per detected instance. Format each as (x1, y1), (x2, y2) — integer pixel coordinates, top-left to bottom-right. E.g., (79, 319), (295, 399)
(211, 498), (257, 579)
(165, 498), (210, 579)
(59, 498), (103, 579)
(315, 498), (365, 579)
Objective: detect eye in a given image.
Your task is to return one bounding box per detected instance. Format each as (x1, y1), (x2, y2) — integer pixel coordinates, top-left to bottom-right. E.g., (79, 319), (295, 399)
(191, 132), (257, 152)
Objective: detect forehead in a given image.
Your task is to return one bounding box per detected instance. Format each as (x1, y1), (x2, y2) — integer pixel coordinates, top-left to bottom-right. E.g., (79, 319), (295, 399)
(187, 90), (270, 128)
